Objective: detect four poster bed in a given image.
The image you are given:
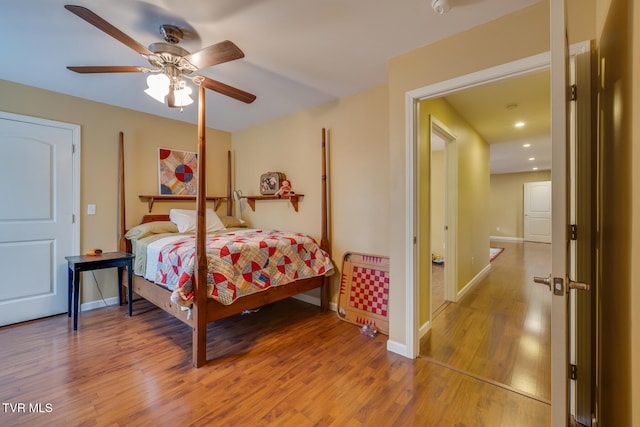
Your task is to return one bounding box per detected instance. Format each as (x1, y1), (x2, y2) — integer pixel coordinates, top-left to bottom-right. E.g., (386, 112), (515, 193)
(118, 87), (332, 367)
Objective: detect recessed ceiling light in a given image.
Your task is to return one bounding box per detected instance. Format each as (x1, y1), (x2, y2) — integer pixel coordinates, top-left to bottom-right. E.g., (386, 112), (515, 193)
(528, 157), (535, 161)
(522, 143), (531, 148)
(515, 121), (525, 128)
(533, 167), (539, 171)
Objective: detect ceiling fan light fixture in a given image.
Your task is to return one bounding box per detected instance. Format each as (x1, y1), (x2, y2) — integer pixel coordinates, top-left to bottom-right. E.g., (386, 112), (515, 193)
(64, 6), (255, 107)
(172, 85), (194, 108)
(145, 73), (170, 103)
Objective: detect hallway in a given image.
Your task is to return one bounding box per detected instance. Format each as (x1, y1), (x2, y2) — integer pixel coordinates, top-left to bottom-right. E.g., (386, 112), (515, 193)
(421, 241), (552, 402)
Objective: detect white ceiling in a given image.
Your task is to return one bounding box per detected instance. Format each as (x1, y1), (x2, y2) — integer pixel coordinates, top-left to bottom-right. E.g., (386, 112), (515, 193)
(0, 0), (546, 173)
(444, 70), (551, 174)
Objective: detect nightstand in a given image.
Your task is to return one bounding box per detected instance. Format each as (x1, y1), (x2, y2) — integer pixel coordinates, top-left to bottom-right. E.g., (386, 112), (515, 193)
(65, 251), (135, 330)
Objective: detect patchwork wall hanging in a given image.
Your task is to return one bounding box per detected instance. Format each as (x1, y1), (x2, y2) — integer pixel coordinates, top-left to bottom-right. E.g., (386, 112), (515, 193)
(158, 148), (198, 195)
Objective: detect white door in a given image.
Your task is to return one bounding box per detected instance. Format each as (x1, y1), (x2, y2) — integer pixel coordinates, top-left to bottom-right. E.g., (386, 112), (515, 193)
(549, 0), (570, 424)
(0, 113), (79, 326)
(570, 42), (595, 426)
(524, 181), (552, 243)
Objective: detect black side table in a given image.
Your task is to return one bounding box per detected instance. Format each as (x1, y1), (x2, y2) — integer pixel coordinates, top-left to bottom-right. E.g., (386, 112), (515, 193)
(65, 251), (135, 330)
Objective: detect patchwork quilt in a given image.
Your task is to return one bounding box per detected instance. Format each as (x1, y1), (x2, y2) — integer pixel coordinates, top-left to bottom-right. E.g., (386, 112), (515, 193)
(153, 229), (334, 306)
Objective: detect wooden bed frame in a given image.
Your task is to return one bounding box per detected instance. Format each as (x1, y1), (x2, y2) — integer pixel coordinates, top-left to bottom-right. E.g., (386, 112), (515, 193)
(118, 87), (330, 367)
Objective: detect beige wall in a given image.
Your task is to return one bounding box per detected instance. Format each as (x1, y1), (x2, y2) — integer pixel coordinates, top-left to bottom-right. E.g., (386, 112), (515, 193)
(0, 79), (231, 303)
(417, 99), (490, 325)
(232, 84), (390, 304)
(490, 170), (552, 239)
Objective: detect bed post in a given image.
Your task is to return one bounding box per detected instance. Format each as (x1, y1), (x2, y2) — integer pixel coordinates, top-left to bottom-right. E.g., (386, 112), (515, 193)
(118, 132), (127, 252)
(227, 150), (233, 216)
(192, 86), (208, 367)
(320, 128), (330, 311)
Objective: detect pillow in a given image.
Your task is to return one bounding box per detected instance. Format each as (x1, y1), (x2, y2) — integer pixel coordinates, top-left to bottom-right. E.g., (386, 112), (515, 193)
(125, 221), (178, 240)
(219, 215), (247, 228)
(169, 209), (226, 233)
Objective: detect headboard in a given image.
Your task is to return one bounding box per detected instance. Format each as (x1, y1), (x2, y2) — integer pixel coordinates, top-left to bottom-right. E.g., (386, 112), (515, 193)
(140, 214), (171, 224)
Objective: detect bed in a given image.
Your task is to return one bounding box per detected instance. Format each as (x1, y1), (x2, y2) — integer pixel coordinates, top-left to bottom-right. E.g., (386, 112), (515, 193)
(118, 87), (333, 367)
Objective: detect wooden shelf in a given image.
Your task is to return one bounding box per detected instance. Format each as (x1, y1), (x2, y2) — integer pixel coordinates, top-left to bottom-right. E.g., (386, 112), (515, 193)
(138, 195), (226, 212)
(243, 194), (304, 212)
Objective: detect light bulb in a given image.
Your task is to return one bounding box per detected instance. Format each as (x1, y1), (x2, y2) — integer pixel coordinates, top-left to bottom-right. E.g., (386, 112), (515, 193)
(144, 74), (170, 103)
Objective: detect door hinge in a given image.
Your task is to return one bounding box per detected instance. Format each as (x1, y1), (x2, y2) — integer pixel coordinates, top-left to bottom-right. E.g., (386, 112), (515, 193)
(72, 214), (76, 224)
(570, 84), (577, 101)
(570, 363), (577, 380)
(570, 224), (578, 240)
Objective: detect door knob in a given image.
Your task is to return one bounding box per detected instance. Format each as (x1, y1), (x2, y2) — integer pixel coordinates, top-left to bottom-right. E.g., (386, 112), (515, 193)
(533, 275), (551, 290)
(534, 275), (590, 295)
(568, 279), (590, 291)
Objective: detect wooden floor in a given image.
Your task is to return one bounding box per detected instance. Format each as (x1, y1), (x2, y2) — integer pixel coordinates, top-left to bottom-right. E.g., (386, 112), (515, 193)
(431, 263), (446, 314)
(0, 244), (551, 426)
(422, 241), (552, 403)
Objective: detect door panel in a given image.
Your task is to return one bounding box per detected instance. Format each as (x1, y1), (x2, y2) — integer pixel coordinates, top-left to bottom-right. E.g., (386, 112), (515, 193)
(524, 181), (552, 243)
(570, 44), (595, 426)
(0, 116), (76, 326)
(550, 0), (569, 424)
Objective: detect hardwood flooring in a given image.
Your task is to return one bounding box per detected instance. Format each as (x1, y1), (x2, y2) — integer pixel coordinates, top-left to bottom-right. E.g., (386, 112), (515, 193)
(0, 249), (550, 426)
(421, 241), (552, 403)
(431, 263), (446, 315)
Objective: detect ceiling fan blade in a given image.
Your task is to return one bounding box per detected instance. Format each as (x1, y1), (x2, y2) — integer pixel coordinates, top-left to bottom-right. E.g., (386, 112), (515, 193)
(67, 66), (147, 73)
(183, 40), (244, 70)
(199, 76), (256, 104)
(65, 5), (152, 57)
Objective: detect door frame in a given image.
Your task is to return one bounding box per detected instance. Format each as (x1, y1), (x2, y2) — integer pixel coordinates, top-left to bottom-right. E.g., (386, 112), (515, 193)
(405, 50), (551, 359)
(0, 111), (81, 273)
(404, 42), (590, 421)
(429, 117), (457, 308)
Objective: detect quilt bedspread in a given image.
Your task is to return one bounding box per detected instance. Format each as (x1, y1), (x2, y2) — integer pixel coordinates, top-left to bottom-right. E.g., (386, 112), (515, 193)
(155, 229), (334, 306)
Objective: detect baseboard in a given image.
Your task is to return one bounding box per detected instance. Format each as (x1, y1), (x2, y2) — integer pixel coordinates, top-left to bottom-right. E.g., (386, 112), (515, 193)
(292, 293), (319, 306)
(80, 296), (121, 312)
(457, 263), (491, 301)
(292, 293), (337, 312)
(419, 320), (431, 339)
(490, 235), (524, 242)
(386, 339), (411, 358)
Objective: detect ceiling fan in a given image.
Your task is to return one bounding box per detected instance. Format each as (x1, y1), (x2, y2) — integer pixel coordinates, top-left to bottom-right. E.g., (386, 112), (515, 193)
(64, 5), (256, 108)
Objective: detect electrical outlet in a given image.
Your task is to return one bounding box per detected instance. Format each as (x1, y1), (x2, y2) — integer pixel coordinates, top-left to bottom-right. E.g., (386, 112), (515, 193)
(87, 204), (96, 215)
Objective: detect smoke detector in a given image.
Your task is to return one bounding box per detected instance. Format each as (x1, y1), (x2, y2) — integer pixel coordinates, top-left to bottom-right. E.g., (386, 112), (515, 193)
(432, 0), (452, 14)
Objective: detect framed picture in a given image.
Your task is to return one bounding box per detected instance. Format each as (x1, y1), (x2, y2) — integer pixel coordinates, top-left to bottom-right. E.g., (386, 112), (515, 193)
(260, 172), (285, 195)
(158, 148), (198, 195)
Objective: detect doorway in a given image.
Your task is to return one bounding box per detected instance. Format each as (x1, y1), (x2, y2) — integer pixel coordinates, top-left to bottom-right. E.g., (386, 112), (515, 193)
(405, 41), (594, 424)
(0, 112), (80, 326)
(417, 53), (551, 403)
(428, 117), (457, 320)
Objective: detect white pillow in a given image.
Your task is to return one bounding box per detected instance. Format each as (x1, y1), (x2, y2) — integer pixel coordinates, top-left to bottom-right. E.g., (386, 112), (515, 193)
(169, 209), (225, 233)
